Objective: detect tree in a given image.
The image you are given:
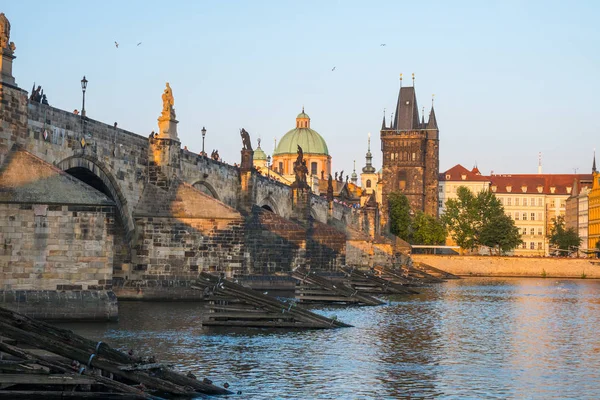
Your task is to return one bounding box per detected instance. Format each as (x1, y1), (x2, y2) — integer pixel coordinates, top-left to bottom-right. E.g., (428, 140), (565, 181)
(440, 187), (479, 250)
(441, 186), (522, 254)
(388, 192), (411, 241)
(548, 215), (581, 255)
(412, 211), (447, 246)
(479, 213), (522, 255)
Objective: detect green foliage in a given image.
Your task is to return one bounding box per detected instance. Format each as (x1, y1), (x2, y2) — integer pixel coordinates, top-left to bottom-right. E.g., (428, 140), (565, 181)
(541, 269), (547, 278)
(388, 192), (411, 241)
(441, 186), (522, 254)
(547, 215), (581, 254)
(596, 241), (600, 250)
(387, 192), (446, 246)
(411, 211), (447, 245)
(440, 187), (478, 250)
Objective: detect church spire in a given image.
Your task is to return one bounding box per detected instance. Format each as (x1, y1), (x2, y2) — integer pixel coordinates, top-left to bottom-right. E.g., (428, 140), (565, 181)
(381, 109), (386, 130)
(362, 132), (376, 174)
(351, 160), (358, 184)
(427, 106), (438, 130)
(593, 149), (597, 173)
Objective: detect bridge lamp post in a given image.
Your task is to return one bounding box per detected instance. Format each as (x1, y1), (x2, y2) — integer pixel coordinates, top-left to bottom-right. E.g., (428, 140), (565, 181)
(80, 76), (88, 117)
(201, 126), (207, 156)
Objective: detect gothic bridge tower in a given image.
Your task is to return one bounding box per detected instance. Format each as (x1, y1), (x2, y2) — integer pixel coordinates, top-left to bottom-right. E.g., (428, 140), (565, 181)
(380, 76), (439, 230)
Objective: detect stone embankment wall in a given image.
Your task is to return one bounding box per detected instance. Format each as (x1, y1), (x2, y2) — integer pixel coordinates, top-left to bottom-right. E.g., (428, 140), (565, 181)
(412, 255), (600, 278)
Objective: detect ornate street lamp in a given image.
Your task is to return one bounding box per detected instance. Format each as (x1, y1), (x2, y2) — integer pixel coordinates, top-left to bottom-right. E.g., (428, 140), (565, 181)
(80, 76), (88, 117)
(201, 126), (207, 156)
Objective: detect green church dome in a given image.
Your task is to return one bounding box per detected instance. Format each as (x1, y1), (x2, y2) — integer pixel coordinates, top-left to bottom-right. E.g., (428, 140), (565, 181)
(254, 146), (267, 160)
(274, 110), (329, 156)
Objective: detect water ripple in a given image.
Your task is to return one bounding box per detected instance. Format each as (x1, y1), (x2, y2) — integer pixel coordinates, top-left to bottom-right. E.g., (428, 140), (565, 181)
(59, 277), (600, 399)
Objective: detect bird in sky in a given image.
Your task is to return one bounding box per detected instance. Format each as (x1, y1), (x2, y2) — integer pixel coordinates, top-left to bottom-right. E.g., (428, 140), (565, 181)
(137, 42), (142, 46)
(114, 41), (119, 48)
(380, 43), (386, 46)
(331, 66), (336, 71)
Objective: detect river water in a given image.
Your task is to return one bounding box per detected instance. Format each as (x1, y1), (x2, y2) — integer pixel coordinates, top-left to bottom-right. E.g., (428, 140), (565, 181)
(61, 278), (600, 399)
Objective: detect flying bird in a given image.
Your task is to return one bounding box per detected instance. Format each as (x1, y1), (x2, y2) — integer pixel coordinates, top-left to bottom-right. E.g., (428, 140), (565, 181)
(331, 66), (336, 71)
(380, 43), (386, 46)
(114, 41), (119, 48)
(137, 42), (142, 46)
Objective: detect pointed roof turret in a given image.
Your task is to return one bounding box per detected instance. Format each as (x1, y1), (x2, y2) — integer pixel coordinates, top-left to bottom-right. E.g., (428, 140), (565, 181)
(427, 106), (438, 130)
(351, 160), (358, 184)
(381, 111), (386, 130)
(593, 149), (597, 173)
(362, 132), (376, 174)
(393, 86), (420, 130)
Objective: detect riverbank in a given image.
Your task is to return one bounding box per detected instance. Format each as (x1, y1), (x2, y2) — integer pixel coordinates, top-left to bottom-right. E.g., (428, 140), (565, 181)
(412, 255), (600, 278)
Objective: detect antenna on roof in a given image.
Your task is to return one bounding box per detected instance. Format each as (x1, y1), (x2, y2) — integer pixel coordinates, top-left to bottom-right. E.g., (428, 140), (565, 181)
(432, 94), (435, 107)
(538, 152), (542, 174)
(400, 73), (403, 88)
(412, 73), (415, 86)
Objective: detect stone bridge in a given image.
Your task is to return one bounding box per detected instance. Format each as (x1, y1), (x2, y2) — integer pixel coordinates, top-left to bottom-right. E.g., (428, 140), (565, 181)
(0, 18), (390, 319)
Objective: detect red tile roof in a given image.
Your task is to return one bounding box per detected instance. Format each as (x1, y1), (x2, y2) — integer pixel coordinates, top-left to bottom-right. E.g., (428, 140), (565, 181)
(439, 164), (490, 182)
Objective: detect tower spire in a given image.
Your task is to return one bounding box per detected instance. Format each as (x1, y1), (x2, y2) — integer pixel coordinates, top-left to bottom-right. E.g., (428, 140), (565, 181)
(593, 149), (597, 173)
(351, 160), (358, 184)
(362, 132), (376, 174)
(381, 108), (386, 130)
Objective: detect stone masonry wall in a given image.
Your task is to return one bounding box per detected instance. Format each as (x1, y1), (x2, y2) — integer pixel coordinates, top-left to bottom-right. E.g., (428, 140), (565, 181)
(308, 221), (346, 271)
(0, 204), (114, 291)
(131, 216), (245, 279)
(244, 206), (307, 274)
(0, 203), (117, 320)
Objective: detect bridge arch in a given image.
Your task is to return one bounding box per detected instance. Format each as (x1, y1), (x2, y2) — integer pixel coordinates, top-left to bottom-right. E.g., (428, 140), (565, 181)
(257, 196), (280, 215)
(56, 155), (134, 237)
(191, 180), (220, 200)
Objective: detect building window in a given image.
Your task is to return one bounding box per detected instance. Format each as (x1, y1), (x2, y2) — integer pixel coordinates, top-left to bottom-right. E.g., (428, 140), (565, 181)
(523, 198), (527, 206)
(538, 198), (543, 206)
(522, 228), (527, 235)
(366, 179), (372, 188)
(530, 242), (535, 250)
(530, 228), (535, 236)
(439, 185), (443, 193)
(550, 200), (555, 208)
(507, 198), (512, 206)
(522, 242), (527, 249)
(279, 162), (283, 174)
(538, 228), (543, 236)
(531, 198), (536, 206)
(531, 213), (535, 221)
(515, 213), (520, 220)
(538, 242), (543, 250)
(515, 198), (520, 206)
(311, 162), (317, 175)
(522, 213), (527, 220)
(412, 152), (417, 161)
(438, 200), (443, 208)
(398, 171), (407, 190)
(538, 212), (542, 220)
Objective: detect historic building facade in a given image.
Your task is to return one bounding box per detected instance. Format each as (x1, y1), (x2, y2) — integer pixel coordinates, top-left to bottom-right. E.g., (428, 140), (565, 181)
(380, 82), (439, 229)
(589, 156), (600, 252)
(438, 164), (490, 216)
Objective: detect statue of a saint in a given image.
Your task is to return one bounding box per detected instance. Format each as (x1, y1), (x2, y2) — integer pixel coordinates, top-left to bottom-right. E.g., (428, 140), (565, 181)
(0, 13), (10, 50)
(240, 128), (253, 151)
(161, 82), (175, 119)
(292, 145), (309, 187)
(327, 175), (334, 202)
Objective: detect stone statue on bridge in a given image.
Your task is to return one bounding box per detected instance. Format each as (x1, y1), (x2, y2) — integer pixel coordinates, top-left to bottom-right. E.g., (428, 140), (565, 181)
(327, 174), (334, 203)
(240, 128), (252, 151)
(0, 13), (16, 54)
(291, 145), (309, 189)
(161, 82), (175, 119)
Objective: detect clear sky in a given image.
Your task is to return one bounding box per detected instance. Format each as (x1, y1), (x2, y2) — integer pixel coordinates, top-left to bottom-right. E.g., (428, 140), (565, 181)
(4, 1), (599, 176)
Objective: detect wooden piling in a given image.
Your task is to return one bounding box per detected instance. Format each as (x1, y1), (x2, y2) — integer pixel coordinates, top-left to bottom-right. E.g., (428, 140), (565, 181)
(197, 272), (352, 328)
